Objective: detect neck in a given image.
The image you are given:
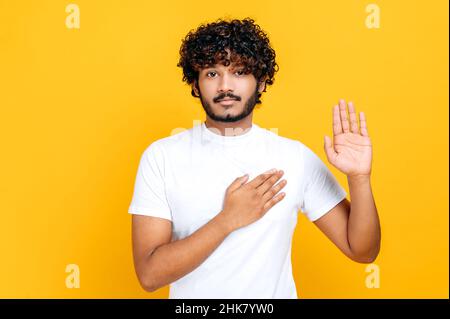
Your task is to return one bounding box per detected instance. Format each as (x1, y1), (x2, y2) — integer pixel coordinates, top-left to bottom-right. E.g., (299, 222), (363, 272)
(204, 116), (253, 136)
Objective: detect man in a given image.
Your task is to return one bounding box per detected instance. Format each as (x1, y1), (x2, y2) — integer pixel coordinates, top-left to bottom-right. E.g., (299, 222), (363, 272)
(128, 18), (381, 299)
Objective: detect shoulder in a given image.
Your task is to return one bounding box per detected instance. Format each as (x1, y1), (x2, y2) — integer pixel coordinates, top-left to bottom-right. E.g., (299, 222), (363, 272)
(141, 126), (195, 158)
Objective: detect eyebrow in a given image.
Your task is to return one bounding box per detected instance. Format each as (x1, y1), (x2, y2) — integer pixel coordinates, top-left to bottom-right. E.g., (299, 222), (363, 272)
(203, 65), (244, 71)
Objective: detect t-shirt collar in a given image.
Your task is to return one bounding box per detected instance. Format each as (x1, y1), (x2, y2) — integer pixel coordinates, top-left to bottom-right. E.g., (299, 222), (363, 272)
(200, 121), (259, 145)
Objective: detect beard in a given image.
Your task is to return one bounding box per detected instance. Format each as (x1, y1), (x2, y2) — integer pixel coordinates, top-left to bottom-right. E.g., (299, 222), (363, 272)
(199, 86), (258, 123)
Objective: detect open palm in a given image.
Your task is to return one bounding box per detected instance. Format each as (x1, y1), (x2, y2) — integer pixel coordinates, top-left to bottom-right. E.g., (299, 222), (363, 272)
(324, 99), (372, 177)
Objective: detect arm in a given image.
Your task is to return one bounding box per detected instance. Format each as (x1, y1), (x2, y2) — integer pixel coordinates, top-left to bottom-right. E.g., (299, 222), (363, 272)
(132, 170), (287, 292)
(313, 176), (380, 263)
(314, 99), (380, 263)
(132, 213), (231, 292)
(347, 175), (380, 261)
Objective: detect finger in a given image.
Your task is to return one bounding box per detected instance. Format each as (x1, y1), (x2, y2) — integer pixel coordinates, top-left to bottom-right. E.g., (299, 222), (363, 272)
(333, 105), (342, 136)
(227, 174), (249, 192)
(262, 191), (286, 214)
(339, 99), (350, 133)
(262, 178), (287, 203)
(360, 112), (369, 136)
(348, 101), (359, 134)
(256, 170), (284, 195)
(246, 168), (277, 188)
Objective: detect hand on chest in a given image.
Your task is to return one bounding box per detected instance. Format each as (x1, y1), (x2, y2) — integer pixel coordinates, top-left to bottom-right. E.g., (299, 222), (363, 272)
(166, 160), (301, 237)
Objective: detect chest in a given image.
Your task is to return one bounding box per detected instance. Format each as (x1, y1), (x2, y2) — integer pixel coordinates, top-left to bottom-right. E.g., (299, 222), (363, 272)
(164, 151), (303, 239)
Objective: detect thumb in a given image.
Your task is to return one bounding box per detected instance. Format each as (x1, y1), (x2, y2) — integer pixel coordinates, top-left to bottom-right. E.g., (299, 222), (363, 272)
(228, 174), (249, 192)
(324, 135), (336, 160)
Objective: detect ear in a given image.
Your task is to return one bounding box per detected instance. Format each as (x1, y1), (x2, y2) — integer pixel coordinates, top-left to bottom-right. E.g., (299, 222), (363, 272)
(192, 79), (200, 97)
(257, 79), (267, 93)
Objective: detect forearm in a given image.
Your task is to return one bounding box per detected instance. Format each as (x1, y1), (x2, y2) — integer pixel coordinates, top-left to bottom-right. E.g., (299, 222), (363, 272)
(143, 211), (232, 292)
(347, 175), (381, 262)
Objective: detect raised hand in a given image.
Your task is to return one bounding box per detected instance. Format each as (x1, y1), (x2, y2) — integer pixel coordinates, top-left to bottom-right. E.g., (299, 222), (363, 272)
(324, 99), (373, 177)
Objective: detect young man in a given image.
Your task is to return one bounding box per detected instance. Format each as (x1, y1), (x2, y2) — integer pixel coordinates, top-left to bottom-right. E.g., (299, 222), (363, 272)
(128, 18), (381, 299)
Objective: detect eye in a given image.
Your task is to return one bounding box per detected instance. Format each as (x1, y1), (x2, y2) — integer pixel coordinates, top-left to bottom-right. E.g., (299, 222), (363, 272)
(235, 70), (244, 76)
(206, 71), (217, 78)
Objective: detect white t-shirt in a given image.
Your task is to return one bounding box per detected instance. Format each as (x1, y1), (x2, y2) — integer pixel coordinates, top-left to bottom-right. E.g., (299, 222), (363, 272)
(128, 121), (347, 299)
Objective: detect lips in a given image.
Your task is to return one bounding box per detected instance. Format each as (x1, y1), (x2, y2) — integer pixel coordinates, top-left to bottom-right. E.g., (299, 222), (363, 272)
(217, 99), (237, 106)
(217, 98), (237, 102)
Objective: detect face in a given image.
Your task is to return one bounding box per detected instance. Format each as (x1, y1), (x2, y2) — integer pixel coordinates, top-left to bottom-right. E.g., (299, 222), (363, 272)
(193, 62), (265, 123)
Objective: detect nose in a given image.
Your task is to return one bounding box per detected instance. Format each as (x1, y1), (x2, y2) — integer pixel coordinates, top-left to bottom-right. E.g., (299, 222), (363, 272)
(217, 72), (234, 94)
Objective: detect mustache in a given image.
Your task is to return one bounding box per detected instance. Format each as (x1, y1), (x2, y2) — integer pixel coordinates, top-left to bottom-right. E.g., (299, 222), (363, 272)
(213, 93), (241, 103)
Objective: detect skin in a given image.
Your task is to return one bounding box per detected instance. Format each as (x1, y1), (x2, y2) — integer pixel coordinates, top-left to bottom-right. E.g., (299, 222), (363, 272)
(131, 52), (381, 292)
(192, 48), (267, 136)
(318, 99), (381, 263)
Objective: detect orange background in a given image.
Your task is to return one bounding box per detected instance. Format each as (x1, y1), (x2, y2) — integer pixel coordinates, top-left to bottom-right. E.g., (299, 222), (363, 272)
(0, 0), (448, 298)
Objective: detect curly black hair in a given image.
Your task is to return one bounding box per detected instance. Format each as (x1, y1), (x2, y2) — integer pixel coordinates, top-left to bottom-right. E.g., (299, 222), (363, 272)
(177, 17), (279, 104)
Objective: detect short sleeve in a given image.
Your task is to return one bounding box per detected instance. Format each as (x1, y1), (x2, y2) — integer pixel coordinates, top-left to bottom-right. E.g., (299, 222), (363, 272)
(299, 143), (347, 222)
(128, 142), (172, 221)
